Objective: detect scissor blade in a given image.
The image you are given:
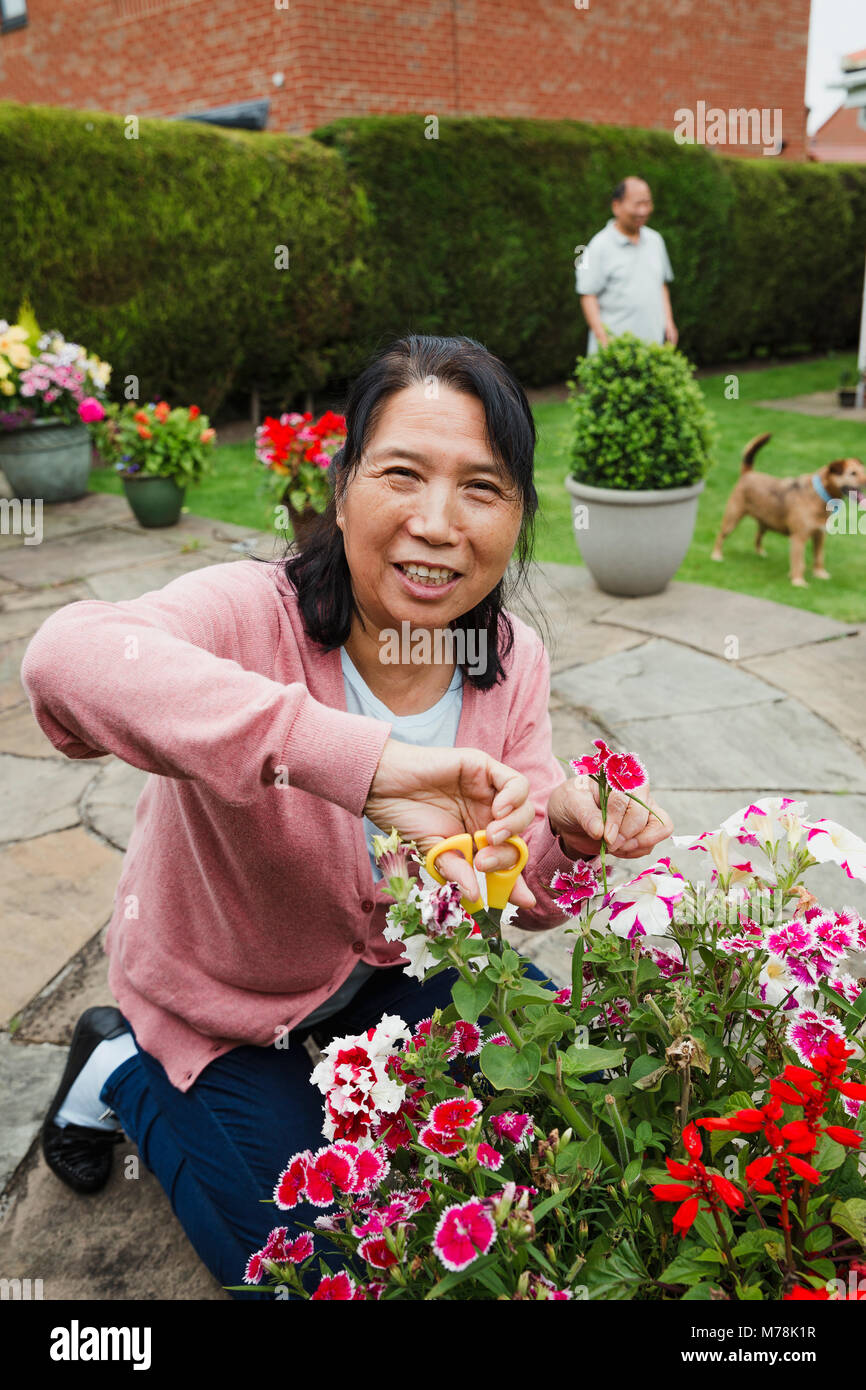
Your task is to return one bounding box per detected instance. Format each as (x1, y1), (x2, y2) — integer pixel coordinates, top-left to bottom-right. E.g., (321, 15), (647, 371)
(478, 869), (489, 912)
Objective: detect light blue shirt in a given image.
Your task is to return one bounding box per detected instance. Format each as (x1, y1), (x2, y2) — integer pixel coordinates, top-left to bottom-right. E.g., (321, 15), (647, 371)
(576, 218), (674, 355)
(297, 650), (464, 1029)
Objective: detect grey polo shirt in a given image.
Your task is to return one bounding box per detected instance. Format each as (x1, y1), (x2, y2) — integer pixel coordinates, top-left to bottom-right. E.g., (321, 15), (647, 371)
(576, 218), (674, 354)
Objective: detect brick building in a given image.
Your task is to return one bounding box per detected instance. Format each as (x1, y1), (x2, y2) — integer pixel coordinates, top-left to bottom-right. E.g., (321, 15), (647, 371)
(809, 48), (866, 163)
(1, 0), (811, 159)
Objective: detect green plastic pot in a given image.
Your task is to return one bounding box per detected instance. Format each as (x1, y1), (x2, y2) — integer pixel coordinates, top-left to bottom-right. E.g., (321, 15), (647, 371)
(0, 419), (91, 502)
(122, 474), (186, 527)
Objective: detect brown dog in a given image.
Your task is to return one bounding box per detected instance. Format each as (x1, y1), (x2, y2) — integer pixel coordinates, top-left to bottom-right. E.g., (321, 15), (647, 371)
(711, 433), (866, 587)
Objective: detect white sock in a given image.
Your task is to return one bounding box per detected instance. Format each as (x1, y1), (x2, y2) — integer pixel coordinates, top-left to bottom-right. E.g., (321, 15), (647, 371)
(54, 1031), (139, 1131)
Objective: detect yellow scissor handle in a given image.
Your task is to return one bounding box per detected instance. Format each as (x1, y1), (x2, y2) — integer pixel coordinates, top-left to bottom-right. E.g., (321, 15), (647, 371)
(425, 831), (529, 913)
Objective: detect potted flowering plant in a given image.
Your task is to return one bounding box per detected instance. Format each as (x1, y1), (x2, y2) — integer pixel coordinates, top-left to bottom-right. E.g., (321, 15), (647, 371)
(255, 409), (346, 547)
(566, 334), (715, 597)
(236, 746), (866, 1301)
(86, 399), (216, 527)
(0, 299), (112, 502)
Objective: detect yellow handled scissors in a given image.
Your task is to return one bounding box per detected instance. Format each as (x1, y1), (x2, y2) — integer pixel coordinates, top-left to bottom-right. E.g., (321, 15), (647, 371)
(425, 830), (529, 914)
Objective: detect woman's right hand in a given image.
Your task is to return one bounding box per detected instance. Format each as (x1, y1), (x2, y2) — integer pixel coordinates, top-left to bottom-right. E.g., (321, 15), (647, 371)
(364, 738), (537, 907)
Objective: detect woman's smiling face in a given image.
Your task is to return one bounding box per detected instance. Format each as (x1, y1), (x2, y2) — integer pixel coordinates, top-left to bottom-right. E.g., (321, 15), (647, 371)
(335, 382), (524, 632)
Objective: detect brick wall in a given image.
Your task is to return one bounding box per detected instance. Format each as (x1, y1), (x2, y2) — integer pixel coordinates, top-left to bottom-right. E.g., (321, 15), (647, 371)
(0, 0), (811, 159)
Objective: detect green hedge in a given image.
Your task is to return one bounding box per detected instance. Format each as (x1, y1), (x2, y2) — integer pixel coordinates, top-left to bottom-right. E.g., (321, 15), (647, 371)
(0, 102), (370, 415)
(2, 103), (865, 413)
(313, 115), (866, 384)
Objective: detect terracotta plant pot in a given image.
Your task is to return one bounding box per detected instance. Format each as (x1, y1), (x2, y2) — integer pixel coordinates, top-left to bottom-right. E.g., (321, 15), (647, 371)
(122, 474), (186, 527)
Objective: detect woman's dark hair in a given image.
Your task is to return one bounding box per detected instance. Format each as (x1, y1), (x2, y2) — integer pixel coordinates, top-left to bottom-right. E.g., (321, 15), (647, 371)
(254, 333), (539, 690)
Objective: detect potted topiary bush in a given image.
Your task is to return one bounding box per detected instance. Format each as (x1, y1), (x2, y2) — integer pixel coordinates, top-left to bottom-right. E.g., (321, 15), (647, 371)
(566, 334), (715, 597)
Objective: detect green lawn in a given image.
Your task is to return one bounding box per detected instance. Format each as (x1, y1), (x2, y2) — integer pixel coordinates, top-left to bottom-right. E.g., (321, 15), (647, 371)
(89, 354), (866, 623)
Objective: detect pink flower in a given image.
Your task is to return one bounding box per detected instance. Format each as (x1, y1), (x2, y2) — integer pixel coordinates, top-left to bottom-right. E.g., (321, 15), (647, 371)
(787, 1009), (848, 1066)
(285, 1232), (314, 1262)
(433, 1199), (498, 1271)
(358, 1236), (399, 1270)
(78, 396), (105, 422)
(766, 921), (815, 957)
(605, 752), (648, 792)
(244, 1251), (264, 1284)
(570, 739), (613, 777)
(311, 1271), (356, 1300)
(553, 986), (572, 1004)
(274, 1151), (312, 1209)
(419, 1124), (466, 1156)
(429, 1097), (483, 1134)
(811, 913), (857, 960)
(550, 861), (600, 914)
(449, 1019), (482, 1057)
(476, 1142), (505, 1171)
(484, 1032), (512, 1047)
(490, 1111), (534, 1148)
(418, 881), (467, 938)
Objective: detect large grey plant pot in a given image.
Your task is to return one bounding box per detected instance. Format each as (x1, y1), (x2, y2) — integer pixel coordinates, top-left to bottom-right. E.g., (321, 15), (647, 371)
(0, 418), (91, 502)
(565, 475), (705, 597)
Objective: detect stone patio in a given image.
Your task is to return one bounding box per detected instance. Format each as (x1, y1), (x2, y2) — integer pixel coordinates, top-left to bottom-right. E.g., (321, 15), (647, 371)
(0, 490), (864, 1300)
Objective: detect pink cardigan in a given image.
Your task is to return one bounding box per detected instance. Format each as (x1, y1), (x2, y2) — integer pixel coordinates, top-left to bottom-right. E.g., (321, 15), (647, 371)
(19, 558), (580, 1091)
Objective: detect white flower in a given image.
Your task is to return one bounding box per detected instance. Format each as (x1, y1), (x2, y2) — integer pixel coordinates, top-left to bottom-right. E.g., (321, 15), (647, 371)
(802, 818), (866, 881)
(401, 933), (437, 981)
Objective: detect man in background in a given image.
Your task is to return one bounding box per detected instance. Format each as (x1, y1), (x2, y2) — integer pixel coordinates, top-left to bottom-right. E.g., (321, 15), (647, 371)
(576, 176), (677, 354)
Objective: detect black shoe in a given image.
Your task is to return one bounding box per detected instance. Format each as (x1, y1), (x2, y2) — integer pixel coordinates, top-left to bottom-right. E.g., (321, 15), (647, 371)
(41, 1006), (130, 1194)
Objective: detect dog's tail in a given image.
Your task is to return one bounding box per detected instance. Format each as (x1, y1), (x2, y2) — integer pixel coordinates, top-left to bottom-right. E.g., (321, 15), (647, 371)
(740, 432), (772, 472)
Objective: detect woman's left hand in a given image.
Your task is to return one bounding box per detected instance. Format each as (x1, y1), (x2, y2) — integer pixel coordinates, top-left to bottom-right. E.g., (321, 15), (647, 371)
(545, 775), (674, 860)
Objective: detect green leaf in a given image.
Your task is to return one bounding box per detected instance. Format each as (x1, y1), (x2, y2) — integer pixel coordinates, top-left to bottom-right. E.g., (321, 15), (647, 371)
(572, 1132), (602, 1171)
(681, 1281), (722, 1300)
(623, 1156), (643, 1186)
(564, 1044), (625, 1072)
(479, 1039), (541, 1092)
(531, 1184), (577, 1224)
(830, 1198), (866, 1250)
(815, 1133), (847, 1173)
(659, 1251), (711, 1286)
(452, 974), (495, 1023)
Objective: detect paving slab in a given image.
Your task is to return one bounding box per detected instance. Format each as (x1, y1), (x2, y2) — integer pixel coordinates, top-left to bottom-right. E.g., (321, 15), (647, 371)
(596, 581), (857, 660)
(0, 702), (91, 760)
(83, 551), (229, 603)
(757, 390), (866, 424)
(111, 509), (263, 549)
(0, 525), (194, 590)
(0, 826), (121, 1026)
(0, 635), (34, 711)
(0, 752), (98, 843)
(0, 1141), (228, 1300)
(549, 697), (612, 763)
(0, 491), (131, 551)
(615, 698), (866, 795)
(82, 760), (149, 851)
(0, 1031), (66, 1191)
(743, 631), (866, 756)
(15, 929), (112, 1046)
(552, 637), (782, 725)
(0, 583), (92, 644)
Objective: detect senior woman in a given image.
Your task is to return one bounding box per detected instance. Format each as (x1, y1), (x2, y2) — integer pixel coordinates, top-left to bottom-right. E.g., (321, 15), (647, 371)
(21, 333), (673, 1296)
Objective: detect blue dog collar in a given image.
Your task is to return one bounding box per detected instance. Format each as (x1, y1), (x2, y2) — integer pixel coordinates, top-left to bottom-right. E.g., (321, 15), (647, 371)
(812, 473), (838, 508)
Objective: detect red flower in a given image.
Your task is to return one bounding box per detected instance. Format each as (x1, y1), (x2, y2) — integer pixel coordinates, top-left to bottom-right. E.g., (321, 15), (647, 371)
(311, 1271), (355, 1300)
(188, 404), (201, 419)
(652, 1123), (744, 1238)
